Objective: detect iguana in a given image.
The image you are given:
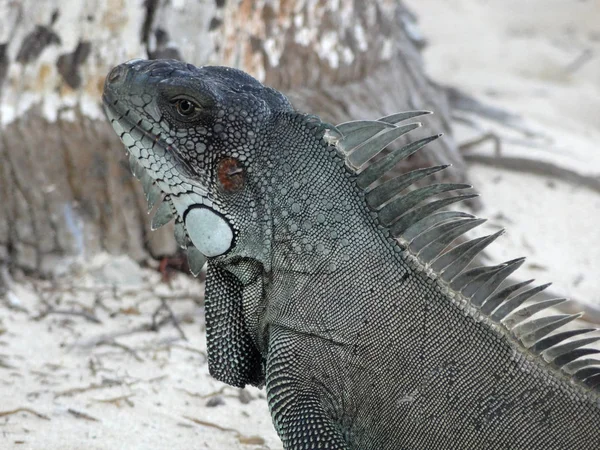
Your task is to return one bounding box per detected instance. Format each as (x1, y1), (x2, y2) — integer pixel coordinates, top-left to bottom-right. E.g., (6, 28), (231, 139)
(102, 59), (600, 449)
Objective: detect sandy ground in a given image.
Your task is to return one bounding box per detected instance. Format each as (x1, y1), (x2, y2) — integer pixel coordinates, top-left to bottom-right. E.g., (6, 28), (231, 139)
(1, 256), (281, 450)
(2, 1), (600, 449)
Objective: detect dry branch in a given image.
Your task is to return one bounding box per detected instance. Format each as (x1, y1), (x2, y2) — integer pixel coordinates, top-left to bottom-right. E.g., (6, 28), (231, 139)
(0, 407), (50, 420)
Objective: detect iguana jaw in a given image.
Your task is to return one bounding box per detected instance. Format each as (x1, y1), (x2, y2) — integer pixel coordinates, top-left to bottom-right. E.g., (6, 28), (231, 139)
(102, 71), (236, 274)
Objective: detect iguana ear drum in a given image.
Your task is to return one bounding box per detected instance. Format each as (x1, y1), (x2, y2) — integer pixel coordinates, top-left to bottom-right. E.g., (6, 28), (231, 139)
(216, 157), (245, 193)
(185, 207), (234, 257)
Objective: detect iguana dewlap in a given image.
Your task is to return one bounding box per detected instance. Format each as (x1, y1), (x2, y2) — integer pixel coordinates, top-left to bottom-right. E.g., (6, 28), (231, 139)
(103, 59), (600, 450)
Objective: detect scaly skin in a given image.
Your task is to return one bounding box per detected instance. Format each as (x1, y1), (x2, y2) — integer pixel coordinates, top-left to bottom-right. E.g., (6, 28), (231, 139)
(103, 59), (600, 449)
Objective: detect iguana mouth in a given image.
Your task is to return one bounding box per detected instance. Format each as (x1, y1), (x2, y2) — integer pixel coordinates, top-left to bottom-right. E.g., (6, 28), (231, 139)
(102, 91), (235, 274)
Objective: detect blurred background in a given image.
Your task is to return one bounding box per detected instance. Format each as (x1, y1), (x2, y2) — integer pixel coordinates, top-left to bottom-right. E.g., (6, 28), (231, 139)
(0, 1), (599, 448)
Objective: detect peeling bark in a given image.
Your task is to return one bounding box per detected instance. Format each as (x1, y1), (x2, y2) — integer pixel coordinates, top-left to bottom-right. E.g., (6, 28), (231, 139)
(0, 0), (468, 275)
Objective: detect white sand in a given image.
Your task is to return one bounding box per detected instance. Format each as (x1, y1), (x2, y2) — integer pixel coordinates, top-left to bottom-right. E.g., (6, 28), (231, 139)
(406, 0), (600, 311)
(2, 1), (599, 449)
(1, 256), (281, 449)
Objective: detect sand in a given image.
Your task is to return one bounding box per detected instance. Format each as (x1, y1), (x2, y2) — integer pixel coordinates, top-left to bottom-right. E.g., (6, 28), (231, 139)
(1, 1), (599, 448)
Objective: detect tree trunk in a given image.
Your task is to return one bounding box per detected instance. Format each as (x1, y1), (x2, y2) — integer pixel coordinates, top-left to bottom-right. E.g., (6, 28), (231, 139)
(0, 0), (466, 276)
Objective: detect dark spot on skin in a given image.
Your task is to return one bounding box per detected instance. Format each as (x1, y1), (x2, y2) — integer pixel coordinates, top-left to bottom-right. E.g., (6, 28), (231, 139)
(209, 17), (223, 31)
(16, 25), (61, 64)
(87, 15), (94, 22)
(56, 41), (91, 89)
(215, 0), (226, 8)
(217, 157), (245, 193)
(401, 272), (410, 282)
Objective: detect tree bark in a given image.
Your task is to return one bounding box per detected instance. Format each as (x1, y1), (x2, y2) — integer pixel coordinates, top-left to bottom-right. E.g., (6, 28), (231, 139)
(0, 0), (466, 275)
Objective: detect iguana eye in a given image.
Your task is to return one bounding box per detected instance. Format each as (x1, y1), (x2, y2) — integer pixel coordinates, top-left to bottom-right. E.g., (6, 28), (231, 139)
(175, 99), (197, 116)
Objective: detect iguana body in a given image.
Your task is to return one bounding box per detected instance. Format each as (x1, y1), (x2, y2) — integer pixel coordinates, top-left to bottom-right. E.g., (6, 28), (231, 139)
(103, 59), (600, 449)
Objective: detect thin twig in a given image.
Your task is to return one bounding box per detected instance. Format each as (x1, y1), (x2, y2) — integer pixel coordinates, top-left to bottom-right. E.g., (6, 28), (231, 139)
(0, 407), (50, 420)
(459, 132), (502, 156)
(564, 48), (593, 74)
(177, 386), (228, 399)
(67, 408), (100, 422)
(152, 299), (187, 340)
(464, 153), (600, 195)
(54, 375), (167, 398)
(75, 312), (195, 349)
(91, 394), (135, 407)
(96, 340), (144, 362)
(34, 307), (101, 324)
(54, 379), (124, 398)
(183, 415), (265, 445)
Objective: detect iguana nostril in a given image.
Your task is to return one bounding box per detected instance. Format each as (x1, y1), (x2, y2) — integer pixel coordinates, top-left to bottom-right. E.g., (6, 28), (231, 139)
(106, 65), (126, 84)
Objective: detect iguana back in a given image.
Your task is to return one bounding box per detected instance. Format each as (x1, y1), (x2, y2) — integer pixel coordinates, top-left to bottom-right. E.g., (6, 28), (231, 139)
(102, 59), (600, 449)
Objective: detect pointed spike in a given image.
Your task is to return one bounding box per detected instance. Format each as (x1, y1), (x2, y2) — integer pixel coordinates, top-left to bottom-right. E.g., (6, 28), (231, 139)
(553, 348), (600, 368)
(402, 211), (474, 242)
(480, 279), (534, 315)
(336, 122), (392, 153)
(128, 153), (136, 175)
(461, 263), (509, 299)
(366, 165), (449, 209)
(470, 258), (526, 307)
(563, 358), (600, 375)
(449, 264), (504, 292)
(543, 336), (600, 364)
(377, 110), (432, 125)
(411, 217), (482, 252)
(141, 171), (153, 194)
(187, 246), (207, 277)
(432, 230), (504, 276)
(502, 298), (567, 330)
(530, 328), (596, 355)
(516, 313), (583, 348)
(146, 183), (162, 212)
(347, 123), (421, 169)
(379, 183), (472, 226)
(390, 193), (479, 238)
(151, 199), (175, 230)
(415, 218), (486, 263)
(573, 366), (600, 382)
(582, 373), (600, 390)
(462, 258), (523, 301)
(174, 221), (187, 249)
(357, 135), (442, 189)
(130, 153), (143, 179)
(336, 120), (395, 135)
(490, 282), (552, 322)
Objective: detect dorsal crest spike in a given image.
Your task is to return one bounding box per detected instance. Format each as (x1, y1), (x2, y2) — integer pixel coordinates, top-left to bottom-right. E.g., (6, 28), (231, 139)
(346, 123), (421, 169)
(377, 110), (433, 124)
(491, 282), (553, 322)
(378, 183), (472, 226)
(357, 134), (442, 190)
(366, 164), (450, 209)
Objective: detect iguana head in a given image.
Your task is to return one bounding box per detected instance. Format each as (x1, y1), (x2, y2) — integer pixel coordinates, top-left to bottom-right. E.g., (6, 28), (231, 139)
(103, 59), (294, 274)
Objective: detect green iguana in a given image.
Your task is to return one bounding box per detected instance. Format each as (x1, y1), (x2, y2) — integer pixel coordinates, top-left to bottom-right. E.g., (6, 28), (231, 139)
(102, 59), (600, 449)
